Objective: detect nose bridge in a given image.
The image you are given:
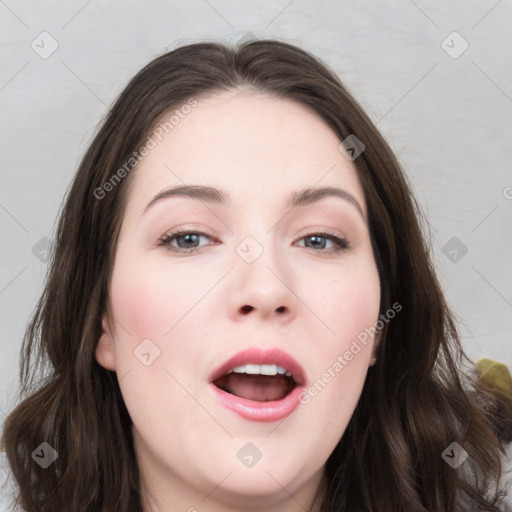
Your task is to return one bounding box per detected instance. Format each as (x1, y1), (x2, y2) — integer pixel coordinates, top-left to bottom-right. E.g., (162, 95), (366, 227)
(232, 203), (279, 272)
(228, 225), (296, 320)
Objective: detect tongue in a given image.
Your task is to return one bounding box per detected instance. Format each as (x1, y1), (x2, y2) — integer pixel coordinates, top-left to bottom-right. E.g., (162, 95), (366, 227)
(214, 373), (294, 402)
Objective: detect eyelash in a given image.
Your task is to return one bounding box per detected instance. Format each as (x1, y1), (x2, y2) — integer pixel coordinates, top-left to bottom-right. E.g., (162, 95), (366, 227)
(158, 229), (351, 254)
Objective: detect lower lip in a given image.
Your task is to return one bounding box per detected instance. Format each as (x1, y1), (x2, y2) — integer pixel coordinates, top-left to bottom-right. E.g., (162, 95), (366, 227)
(209, 383), (305, 422)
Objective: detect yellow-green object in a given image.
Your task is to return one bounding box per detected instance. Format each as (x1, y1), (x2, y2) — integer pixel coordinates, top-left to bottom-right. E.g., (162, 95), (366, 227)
(475, 358), (512, 401)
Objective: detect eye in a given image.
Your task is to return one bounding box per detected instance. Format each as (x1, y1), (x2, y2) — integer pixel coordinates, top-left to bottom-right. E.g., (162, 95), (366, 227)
(295, 231), (350, 253)
(158, 230), (217, 253)
(158, 229), (350, 254)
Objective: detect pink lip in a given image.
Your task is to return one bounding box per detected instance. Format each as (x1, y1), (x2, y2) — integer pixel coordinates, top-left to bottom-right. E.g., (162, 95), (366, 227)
(209, 385), (306, 422)
(208, 347), (307, 422)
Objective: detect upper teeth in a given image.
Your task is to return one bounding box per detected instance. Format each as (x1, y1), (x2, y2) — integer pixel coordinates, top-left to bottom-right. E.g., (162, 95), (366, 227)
(228, 364), (292, 377)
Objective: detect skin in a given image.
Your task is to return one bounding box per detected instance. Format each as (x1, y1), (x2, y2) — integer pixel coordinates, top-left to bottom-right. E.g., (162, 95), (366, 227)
(95, 89), (381, 512)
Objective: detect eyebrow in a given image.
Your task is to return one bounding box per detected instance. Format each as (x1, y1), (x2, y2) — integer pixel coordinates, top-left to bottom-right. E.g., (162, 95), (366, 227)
(144, 184), (366, 221)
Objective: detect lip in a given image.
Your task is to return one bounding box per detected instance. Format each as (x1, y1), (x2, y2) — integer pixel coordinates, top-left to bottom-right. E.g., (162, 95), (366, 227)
(209, 384), (306, 422)
(208, 347), (307, 386)
(208, 347), (307, 422)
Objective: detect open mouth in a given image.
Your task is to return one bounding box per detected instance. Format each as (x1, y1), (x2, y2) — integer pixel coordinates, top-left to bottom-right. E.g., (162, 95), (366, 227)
(208, 347), (307, 423)
(212, 364), (298, 402)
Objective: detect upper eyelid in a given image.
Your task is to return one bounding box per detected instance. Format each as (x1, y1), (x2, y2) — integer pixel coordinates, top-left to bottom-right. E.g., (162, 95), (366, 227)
(161, 228), (345, 240)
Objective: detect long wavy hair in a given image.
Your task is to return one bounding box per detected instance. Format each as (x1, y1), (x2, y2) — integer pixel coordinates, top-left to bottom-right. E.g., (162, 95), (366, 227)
(1, 39), (509, 511)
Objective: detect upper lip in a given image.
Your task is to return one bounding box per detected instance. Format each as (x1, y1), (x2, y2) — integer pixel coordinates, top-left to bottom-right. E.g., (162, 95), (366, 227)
(209, 347), (307, 386)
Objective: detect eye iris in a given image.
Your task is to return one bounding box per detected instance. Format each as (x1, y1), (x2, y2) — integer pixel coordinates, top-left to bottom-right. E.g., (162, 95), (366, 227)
(176, 233), (200, 248)
(307, 235), (326, 249)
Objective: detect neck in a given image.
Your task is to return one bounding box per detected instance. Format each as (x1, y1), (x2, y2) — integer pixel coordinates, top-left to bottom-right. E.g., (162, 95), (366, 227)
(138, 453), (328, 512)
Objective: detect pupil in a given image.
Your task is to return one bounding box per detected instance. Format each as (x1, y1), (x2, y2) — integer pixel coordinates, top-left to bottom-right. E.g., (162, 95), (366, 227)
(178, 234), (199, 248)
(307, 235), (325, 249)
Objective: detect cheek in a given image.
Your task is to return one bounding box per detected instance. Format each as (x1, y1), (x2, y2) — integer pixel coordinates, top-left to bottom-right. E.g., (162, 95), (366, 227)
(109, 255), (208, 344)
(107, 257), (207, 431)
(298, 259), (380, 424)
(107, 253), (214, 400)
(313, 259), (381, 348)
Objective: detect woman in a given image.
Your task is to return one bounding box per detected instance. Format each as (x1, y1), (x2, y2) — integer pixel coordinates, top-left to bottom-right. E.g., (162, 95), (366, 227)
(1, 39), (509, 511)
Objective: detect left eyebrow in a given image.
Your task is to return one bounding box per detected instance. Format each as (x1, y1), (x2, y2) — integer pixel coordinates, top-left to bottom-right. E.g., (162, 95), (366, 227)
(143, 184), (366, 221)
(287, 186), (366, 221)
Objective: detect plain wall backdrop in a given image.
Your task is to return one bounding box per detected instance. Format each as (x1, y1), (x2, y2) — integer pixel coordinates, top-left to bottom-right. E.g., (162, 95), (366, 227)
(1, 0), (511, 508)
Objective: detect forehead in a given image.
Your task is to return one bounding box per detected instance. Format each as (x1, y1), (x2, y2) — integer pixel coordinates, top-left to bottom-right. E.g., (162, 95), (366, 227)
(126, 90), (366, 214)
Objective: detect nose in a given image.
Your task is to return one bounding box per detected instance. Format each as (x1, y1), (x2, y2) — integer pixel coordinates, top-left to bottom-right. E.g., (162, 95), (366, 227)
(226, 242), (298, 324)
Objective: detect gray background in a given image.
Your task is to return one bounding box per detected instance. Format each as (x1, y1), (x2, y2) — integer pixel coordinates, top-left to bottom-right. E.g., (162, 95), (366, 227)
(1, 1), (511, 508)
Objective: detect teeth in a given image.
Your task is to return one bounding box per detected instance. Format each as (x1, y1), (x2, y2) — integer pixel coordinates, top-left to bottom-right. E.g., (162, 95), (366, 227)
(261, 364), (277, 375)
(245, 364), (260, 374)
(228, 364), (292, 377)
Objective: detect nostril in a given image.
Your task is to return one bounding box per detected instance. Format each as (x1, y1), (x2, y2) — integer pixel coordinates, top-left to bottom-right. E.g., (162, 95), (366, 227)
(239, 305), (286, 314)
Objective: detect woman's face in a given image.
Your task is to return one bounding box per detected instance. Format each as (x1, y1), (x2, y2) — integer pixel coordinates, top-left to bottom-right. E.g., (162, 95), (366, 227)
(96, 90), (381, 511)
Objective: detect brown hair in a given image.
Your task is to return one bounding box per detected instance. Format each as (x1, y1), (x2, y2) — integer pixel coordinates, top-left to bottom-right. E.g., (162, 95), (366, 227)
(1, 39), (509, 511)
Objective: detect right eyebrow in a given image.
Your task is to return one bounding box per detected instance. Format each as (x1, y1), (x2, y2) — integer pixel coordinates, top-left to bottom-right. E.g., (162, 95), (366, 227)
(144, 185), (229, 213)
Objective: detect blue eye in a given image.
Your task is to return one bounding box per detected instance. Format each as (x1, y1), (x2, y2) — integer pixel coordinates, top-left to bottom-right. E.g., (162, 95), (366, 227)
(158, 230), (350, 254)
(159, 230), (214, 253)
(296, 232), (350, 252)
